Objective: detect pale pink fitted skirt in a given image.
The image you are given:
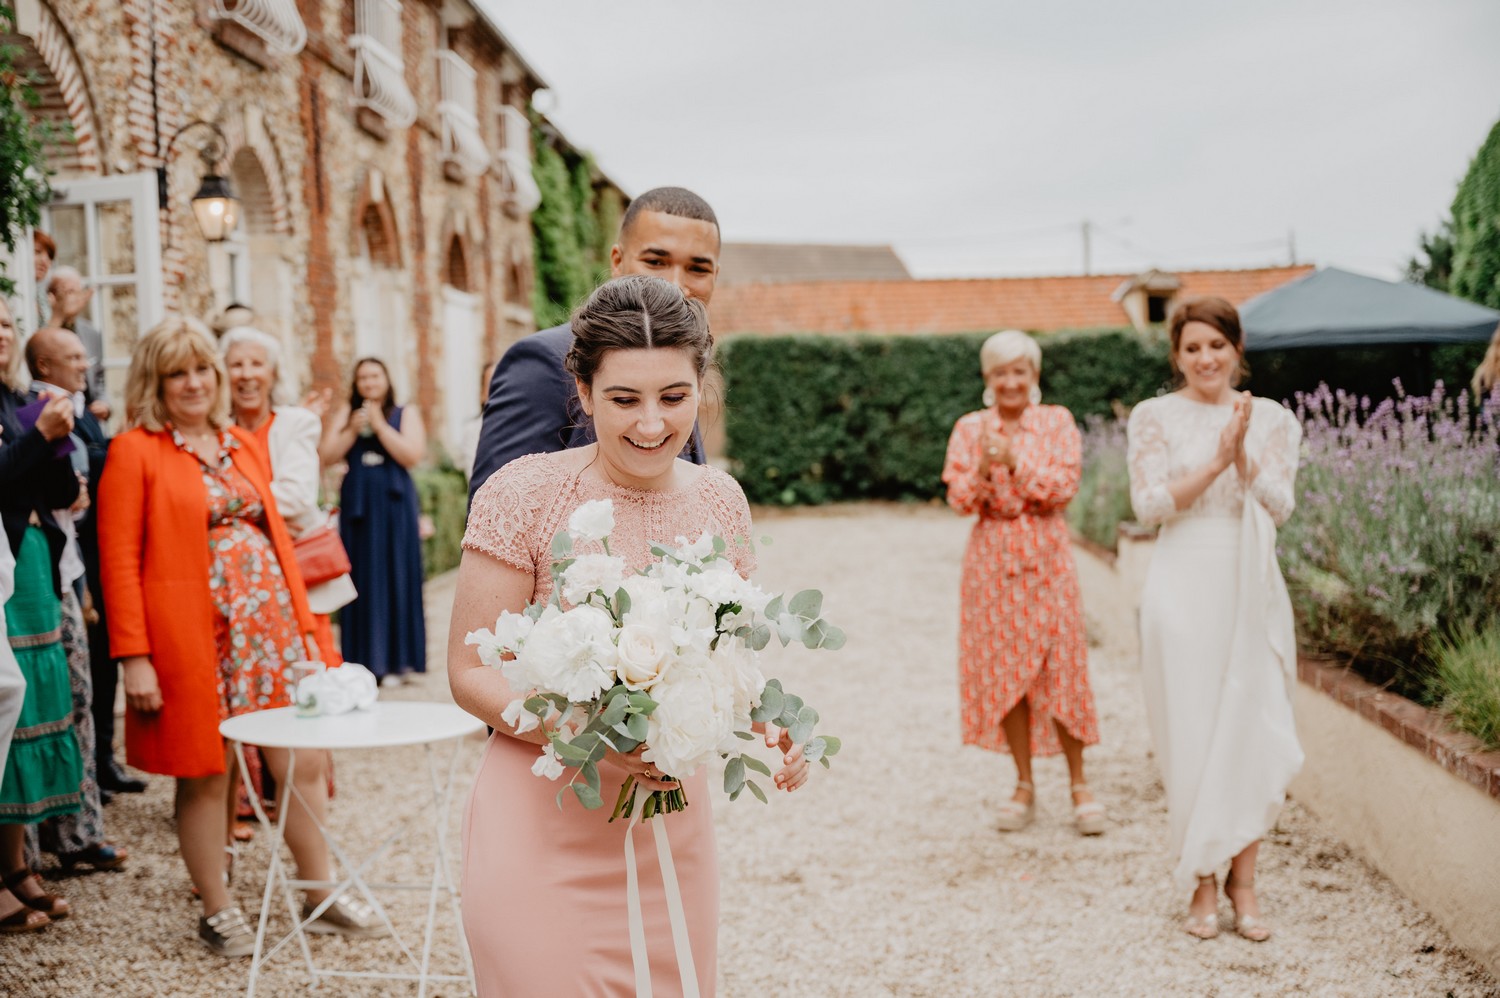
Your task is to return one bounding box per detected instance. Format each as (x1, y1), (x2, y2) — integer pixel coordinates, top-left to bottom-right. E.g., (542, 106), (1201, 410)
(461, 732), (718, 996)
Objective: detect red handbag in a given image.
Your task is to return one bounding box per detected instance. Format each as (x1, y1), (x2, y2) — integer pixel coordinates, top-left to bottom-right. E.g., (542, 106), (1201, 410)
(293, 525), (352, 588)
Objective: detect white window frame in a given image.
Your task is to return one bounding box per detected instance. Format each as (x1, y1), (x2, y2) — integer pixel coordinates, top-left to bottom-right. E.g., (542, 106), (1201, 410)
(209, 0), (307, 56)
(437, 49), (490, 178)
(495, 104), (540, 215)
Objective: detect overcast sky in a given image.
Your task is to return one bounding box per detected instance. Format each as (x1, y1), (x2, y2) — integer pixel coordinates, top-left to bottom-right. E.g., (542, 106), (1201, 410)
(477, 0), (1500, 281)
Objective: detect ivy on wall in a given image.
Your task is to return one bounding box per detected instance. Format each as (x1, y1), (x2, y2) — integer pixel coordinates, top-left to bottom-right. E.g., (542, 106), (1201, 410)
(0, 3), (55, 297)
(530, 115), (616, 330)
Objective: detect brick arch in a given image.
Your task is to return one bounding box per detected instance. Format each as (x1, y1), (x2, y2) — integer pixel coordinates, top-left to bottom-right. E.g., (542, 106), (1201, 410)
(438, 209), (476, 292)
(218, 112), (292, 236)
(3, 0), (103, 175)
(351, 169), (402, 269)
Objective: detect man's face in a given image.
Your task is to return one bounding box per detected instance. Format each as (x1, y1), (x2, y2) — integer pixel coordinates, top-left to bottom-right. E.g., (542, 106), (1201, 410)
(36, 331), (90, 395)
(48, 274), (91, 324)
(610, 210), (720, 305)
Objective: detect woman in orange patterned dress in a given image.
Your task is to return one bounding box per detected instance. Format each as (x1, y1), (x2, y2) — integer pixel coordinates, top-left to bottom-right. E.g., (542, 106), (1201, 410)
(942, 330), (1104, 835)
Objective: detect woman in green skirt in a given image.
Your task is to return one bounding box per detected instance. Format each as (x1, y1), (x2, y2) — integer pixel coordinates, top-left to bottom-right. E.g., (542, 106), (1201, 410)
(0, 298), (85, 932)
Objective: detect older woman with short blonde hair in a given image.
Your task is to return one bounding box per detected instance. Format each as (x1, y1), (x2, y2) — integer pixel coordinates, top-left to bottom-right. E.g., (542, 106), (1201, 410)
(100, 317), (383, 956)
(941, 330), (1104, 835)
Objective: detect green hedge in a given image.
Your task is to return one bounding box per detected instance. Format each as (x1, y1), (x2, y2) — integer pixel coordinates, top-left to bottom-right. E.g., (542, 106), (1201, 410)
(720, 328), (1168, 506)
(415, 465), (469, 579)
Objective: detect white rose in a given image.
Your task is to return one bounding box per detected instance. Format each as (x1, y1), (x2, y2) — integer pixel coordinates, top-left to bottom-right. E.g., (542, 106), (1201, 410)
(562, 553), (627, 606)
(517, 604), (619, 702)
(713, 640), (765, 726)
(568, 499), (615, 544)
(616, 622), (671, 689)
(670, 531), (717, 566)
(644, 661), (736, 778)
(684, 562), (748, 608)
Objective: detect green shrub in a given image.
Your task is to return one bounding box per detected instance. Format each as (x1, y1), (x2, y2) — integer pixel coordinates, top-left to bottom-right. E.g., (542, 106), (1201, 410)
(1429, 623), (1500, 750)
(415, 464), (469, 579)
(720, 328), (1168, 505)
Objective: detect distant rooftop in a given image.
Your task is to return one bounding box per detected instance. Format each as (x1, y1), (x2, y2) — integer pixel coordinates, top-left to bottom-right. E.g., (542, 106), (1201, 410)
(709, 265), (1315, 336)
(716, 242), (912, 287)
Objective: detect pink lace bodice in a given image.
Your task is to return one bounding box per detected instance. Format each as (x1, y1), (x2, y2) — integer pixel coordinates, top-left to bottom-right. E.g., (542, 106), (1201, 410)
(464, 453), (758, 602)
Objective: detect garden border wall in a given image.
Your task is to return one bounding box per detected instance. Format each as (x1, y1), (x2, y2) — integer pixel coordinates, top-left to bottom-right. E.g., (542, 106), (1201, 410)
(1290, 657), (1500, 978)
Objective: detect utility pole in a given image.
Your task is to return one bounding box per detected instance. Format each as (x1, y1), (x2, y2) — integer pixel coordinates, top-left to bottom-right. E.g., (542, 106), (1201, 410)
(1081, 219), (1093, 275)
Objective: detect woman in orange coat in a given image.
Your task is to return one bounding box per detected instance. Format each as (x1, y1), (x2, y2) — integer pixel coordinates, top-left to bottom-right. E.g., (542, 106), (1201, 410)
(98, 318), (383, 957)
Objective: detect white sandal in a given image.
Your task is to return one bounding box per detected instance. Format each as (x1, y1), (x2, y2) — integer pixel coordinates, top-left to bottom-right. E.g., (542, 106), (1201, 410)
(996, 781), (1035, 832)
(1071, 783), (1106, 836)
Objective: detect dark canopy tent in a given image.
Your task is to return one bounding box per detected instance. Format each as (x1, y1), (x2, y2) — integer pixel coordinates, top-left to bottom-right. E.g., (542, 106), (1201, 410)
(1240, 266), (1500, 351)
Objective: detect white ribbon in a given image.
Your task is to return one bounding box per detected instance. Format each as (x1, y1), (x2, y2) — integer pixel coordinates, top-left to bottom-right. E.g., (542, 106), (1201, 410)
(623, 789), (700, 998)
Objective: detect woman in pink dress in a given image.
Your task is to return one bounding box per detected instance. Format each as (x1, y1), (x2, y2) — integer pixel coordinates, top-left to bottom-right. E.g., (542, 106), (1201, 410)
(942, 330), (1103, 835)
(448, 275), (809, 996)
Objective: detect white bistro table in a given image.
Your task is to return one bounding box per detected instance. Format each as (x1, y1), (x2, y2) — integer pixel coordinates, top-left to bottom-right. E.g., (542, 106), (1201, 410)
(219, 700), (484, 996)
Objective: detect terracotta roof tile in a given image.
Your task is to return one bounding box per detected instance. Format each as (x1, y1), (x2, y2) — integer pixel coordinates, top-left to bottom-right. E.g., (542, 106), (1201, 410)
(709, 265), (1315, 337)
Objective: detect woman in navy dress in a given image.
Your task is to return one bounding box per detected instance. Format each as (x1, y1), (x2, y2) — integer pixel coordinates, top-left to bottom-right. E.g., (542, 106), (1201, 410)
(319, 358), (426, 685)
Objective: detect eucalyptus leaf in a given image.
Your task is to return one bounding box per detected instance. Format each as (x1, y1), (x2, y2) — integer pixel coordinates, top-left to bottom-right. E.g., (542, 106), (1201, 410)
(763, 595), (784, 621)
(742, 755), (772, 777)
(627, 692), (659, 714)
(555, 786), (568, 810)
(583, 762), (601, 795)
(626, 713), (649, 741)
(820, 626), (847, 651)
(601, 696), (628, 727)
(752, 685), (785, 721)
(818, 757), (831, 770)
(748, 624), (771, 651)
(820, 736), (842, 757)
(746, 780), (768, 804)
(551, 531), (573, 557)
(733, 730), (756, 741)
(788, 589), (823, 620)
(614, 587), (631, 617)
(804, 737), (826, 762)
(776, 613), (806, 644)
(573, 784), (604, 810)
(723, 756), (746, 794)
(729, 786), (743, 802)
(712, 535), (727, 554)
(523, 695), (549, 715)
(553, 740), (591, 764)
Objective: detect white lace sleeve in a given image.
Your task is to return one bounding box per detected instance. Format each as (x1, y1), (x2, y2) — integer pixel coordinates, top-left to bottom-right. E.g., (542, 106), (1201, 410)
(1248, 401), (1301, 527)
(1127, 401), (1176, 527)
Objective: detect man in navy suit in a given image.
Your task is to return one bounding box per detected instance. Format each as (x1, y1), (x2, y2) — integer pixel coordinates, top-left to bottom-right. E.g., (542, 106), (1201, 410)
(468, 187), (721, 504)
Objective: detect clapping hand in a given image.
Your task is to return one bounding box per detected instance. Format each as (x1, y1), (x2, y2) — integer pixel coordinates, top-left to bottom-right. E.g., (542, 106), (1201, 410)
(361, 400), (387, 431)
(301, 388), (333, 420)
(348, 405), (371, 435)
(977, 421), (1013, 474)
(1214, 392), (1253, 474)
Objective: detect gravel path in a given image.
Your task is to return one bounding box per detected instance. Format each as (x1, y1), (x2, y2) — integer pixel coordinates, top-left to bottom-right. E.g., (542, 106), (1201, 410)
(9, 504), (1497, 996)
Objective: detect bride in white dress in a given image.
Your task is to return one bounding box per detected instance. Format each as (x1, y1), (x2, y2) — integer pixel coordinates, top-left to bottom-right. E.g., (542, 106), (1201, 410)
(1127, 297), (1304, 942)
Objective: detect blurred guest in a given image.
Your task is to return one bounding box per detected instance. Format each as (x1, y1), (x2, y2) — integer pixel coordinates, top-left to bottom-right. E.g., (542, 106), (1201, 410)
(221, 327), (352, 660)
(319, 358), (425, 686)
(23, 329), (129, 871)
(100, 318), (384, 957)
(1473, 326), (1500, 397)
(27, 329), (141, 802)
(33, 232), (55, 327)
(0, 298), (84, 932)
(44, 266), (109, 422)
(458, 360), (498, 483)
(1127, 297), (1303, 941)
(0, 522), (24, 788)
(942, 330), (1103, 836)
(220, 327), (346, 839)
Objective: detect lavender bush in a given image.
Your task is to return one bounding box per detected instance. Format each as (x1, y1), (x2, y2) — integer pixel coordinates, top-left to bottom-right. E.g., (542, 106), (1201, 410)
(1068, 415), (1134, 552)
(1279, 383), (1500, 700)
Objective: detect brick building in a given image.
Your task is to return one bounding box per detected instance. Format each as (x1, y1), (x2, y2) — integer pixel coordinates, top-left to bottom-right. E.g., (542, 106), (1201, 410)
(3, 0), (561, 460)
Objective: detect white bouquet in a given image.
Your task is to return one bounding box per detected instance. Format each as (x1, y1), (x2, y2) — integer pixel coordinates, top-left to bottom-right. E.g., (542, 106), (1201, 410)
(466, 499), (843, 821)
